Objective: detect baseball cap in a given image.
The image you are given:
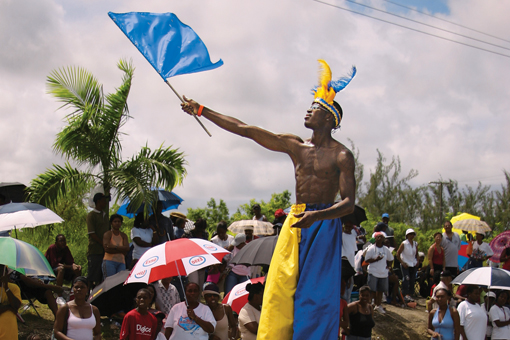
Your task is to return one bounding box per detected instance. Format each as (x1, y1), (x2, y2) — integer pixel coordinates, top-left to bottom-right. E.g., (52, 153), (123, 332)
(487, 291), (496, 299)
(203, 282), (220, 296)
(232, 233), (246, 247)
(382, 213), (389, 218)
(93, 192), (110, 203)
(274, 209), (287, 218)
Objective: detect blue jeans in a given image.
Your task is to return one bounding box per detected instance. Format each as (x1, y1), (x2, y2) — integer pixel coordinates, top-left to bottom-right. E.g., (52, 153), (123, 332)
(102, 260), (126, 280)
(224, 271), (249, 295)
(401, 265), (417, 296)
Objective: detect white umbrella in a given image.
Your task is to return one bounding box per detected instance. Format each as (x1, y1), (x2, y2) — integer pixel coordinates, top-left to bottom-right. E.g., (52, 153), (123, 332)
(0, 202), (64, 233)
(452, 267), (510, 290)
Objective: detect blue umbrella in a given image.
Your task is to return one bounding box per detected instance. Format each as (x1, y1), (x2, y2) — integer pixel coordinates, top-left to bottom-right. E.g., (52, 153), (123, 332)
(116, 190), (183, 218)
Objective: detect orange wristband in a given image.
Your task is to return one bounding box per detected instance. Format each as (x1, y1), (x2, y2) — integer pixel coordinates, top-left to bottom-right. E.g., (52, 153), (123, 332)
(197, 105), (204, 117)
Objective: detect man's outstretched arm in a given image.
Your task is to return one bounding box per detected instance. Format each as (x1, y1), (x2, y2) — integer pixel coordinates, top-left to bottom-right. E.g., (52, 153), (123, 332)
(181, 96), (302, 153)
(292, 149), (356, 228)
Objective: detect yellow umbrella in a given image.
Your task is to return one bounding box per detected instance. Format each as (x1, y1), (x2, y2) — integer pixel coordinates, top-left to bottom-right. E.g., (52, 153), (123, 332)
(443, 213), (479, 237)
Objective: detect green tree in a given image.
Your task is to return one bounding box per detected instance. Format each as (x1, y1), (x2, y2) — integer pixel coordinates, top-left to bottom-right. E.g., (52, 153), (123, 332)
(187, 198), (231, 234)
(358, 150), (420, 224)
(231, 190), (292, 222)
(27, 59), (187, 215)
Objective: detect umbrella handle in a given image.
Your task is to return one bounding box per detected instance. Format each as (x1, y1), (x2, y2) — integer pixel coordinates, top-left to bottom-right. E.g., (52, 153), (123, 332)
(175, 262), (189, 307)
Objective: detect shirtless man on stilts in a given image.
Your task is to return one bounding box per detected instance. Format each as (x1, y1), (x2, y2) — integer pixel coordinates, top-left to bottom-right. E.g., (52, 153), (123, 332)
(181, 60), (357, 340)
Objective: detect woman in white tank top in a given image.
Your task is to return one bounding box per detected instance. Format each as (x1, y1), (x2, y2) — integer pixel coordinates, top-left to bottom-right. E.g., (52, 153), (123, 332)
(396, 228), (419, 303)
(203, 283), (237, 340)
(53, 277), (101, 340)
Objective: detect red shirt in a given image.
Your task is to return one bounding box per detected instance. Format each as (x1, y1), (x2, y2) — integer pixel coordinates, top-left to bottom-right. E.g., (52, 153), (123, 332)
(45, 244), (75, 268)
(120, 309), (158, 340)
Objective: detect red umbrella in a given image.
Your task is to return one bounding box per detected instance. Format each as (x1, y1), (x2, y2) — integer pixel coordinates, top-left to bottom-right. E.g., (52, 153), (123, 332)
(489, 230), (510, 263)
(125, 238), (229, 284)
(222, 276), (265, 314)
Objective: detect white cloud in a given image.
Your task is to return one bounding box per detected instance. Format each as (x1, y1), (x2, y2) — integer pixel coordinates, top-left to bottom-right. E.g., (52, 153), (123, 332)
(1, 0), (509, 215)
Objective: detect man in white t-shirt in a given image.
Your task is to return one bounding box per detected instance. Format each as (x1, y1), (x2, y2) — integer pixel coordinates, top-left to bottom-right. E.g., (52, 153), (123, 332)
(210, 221), (234, 251)
(458, 285), (487, 340)
(365, 232), (394, 314)
(341, 215), (358, 301)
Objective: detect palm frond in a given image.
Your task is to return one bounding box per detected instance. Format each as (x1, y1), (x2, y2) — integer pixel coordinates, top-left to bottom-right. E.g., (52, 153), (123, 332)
(47, 65), (102, 121)
(102, 59), (135, 158)
(26, 163), (96, 208)
(110, 145), (187, 216)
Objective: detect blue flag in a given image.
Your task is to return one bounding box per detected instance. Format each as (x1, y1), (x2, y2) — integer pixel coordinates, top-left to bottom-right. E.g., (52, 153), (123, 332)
(109, 12), (223, 80)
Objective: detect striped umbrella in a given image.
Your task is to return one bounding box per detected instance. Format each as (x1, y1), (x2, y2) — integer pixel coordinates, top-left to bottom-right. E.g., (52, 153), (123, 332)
(223, 276), (266, 313)
(0, 237), (55, 276)
(452, 219), (491, 233)
(125, 238), (229, 284)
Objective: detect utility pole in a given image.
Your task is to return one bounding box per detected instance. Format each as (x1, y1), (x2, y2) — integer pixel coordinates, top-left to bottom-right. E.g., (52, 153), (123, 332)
(429, 180), (452, 226)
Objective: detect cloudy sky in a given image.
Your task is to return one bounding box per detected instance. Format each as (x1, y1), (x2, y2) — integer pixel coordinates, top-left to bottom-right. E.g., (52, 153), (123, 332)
(1, 0), (509, 215)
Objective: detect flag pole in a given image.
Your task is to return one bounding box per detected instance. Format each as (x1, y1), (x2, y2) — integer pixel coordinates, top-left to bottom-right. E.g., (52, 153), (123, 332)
(165, 80), (212, 137)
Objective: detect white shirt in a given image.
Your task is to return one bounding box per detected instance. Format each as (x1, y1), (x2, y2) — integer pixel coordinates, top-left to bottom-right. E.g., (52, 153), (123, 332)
(365, 244), (394, 278)
(458, 301), (487, 340)
(400, 239), (418, 267)
(211, 234), (234, 250)
(165, 302), (216, 340)
(342, 230), (358, 268)
(131, 227), (153, 260)
(481, 302), (493, 337)
(238, 303), (261, 340)
(472, 242), (494, 259)
(489, 304), (510, 339)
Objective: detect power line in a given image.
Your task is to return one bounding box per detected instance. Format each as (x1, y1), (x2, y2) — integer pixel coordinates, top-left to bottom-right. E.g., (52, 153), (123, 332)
(313, 0), (510, 59)
(382, 0), (510, 44)
(343, 0), (510, 52)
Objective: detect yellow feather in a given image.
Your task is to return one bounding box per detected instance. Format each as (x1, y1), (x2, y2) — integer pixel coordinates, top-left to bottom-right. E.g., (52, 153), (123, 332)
(317, 59), (332, 88)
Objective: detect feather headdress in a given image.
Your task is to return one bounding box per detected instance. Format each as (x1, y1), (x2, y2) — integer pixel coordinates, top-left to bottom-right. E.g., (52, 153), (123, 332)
(312, 60), (356, 127)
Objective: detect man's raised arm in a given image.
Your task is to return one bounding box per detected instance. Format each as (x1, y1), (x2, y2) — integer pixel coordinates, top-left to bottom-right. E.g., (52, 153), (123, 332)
(181, 96), (302, 153)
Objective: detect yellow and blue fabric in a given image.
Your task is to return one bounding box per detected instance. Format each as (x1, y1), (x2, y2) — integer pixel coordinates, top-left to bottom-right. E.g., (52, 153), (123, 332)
(258, 203), (342, 340)
(312, 60), (356, 128)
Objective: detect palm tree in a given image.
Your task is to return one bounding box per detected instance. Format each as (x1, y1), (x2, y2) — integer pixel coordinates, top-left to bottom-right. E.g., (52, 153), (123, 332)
(28, 59), (186, 215)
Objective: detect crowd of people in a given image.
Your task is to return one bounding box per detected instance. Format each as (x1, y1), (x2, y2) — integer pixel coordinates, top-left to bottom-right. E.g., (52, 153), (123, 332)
(3, 189), (510, 340)
(338, 213), (510, 340)
(0, 196), (277, 340)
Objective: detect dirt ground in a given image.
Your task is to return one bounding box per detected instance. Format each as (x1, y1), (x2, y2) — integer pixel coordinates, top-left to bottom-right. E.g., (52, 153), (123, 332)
(17, 298), (430, 340)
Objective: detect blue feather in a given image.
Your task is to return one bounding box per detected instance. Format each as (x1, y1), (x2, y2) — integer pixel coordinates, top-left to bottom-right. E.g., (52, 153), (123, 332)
(330, 66), (357, 93)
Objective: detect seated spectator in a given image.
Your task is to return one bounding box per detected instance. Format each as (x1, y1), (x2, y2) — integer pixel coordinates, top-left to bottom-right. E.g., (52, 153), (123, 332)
(152, 277), (180, 315)
(210, 221), (234, 250)
(102, 214), (130, 279)
(346, 285), (375, 340)
(130, 213), (155, 269)
(9, 268), (63, 318)
(45, 234), (82, 289)
(0, 264), (22, 340)
(173, 218), (186, 239)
